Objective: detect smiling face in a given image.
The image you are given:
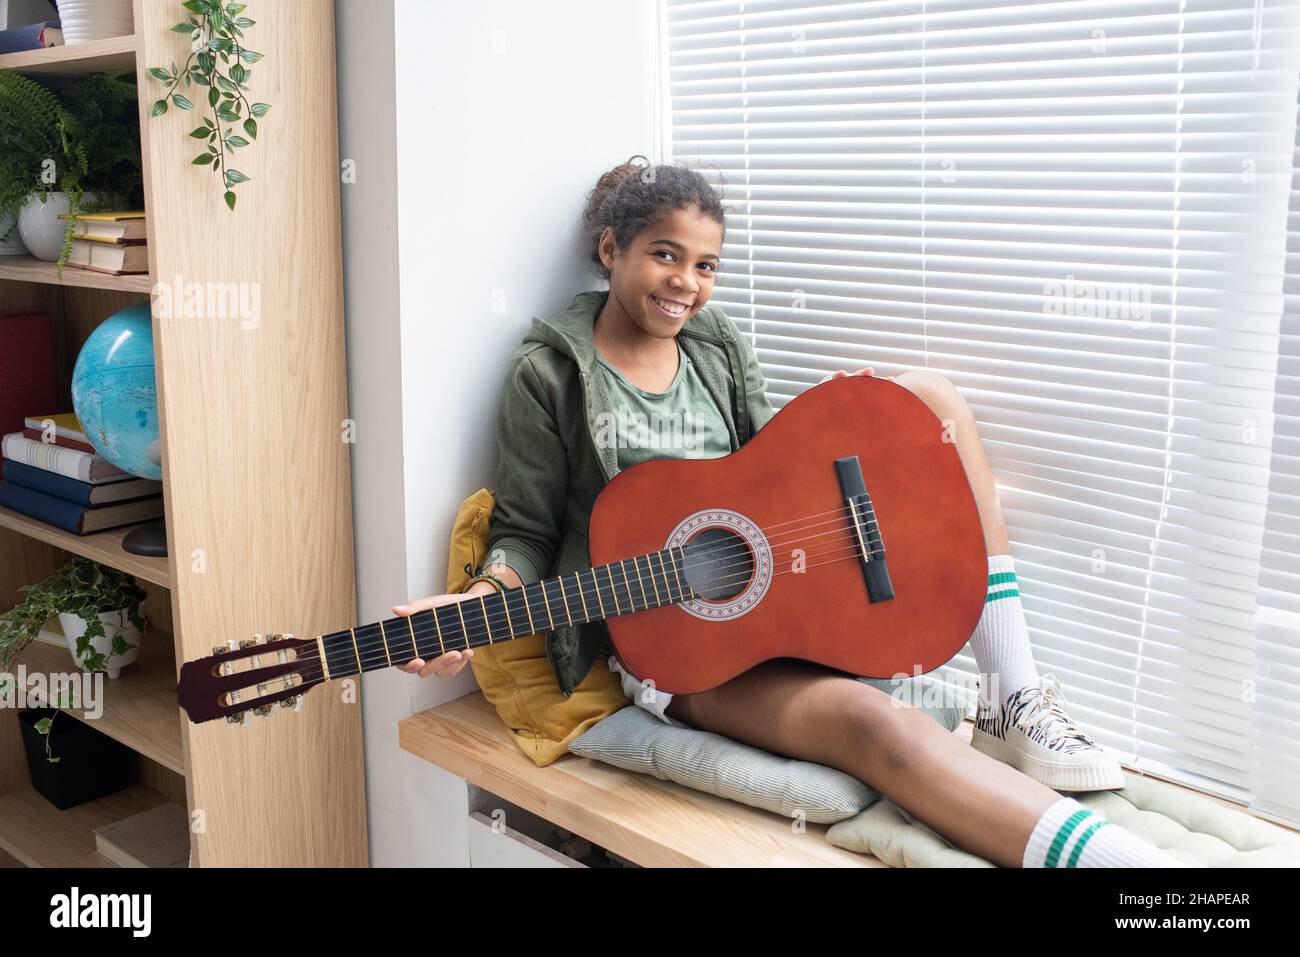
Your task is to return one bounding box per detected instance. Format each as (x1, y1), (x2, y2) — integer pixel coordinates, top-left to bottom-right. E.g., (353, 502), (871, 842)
(598, 205), (724, 341)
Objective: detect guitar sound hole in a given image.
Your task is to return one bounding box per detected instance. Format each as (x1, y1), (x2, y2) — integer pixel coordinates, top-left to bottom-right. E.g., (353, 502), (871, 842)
(681, 528), (753, 602)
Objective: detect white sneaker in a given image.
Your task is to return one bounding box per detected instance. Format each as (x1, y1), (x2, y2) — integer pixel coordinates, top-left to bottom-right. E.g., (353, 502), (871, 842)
(971, 674), (1126, 792)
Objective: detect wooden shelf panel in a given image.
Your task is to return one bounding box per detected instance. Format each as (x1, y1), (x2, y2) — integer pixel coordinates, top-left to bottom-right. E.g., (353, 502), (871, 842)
(18, 629), (184, 776)
(0, 35), (136, 76)
(0, 784), (175, 868)
(0, 256), (152, 294)
(0, 505), (170, 588)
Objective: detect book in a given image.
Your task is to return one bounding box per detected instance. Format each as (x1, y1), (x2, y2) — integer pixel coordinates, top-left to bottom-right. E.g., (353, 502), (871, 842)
(0, 314), (56, 436)
(20, 426), (96, 454)
(23, 411), (88, 443)
(93, 803), (190, 868)
(2, 460), (162, 506)
(1, 431), (131, 484)
(0, 480), (165, 534)
(57, 210), (147, 243)
(66, 238), (148, 275)
(0, 20), (62, 53)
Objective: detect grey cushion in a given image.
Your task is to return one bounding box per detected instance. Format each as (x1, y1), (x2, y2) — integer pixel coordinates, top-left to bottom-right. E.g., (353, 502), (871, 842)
(570, 673), (971, 824)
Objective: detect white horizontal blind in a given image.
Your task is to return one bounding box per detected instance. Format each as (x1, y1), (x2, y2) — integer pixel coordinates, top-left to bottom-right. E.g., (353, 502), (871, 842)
(667, 0), (1300, 809)
(1251, 89), (1300, 826)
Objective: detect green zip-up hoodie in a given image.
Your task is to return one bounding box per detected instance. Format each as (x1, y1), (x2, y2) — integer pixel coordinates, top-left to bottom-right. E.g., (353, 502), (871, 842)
(485, 289), (776, 697)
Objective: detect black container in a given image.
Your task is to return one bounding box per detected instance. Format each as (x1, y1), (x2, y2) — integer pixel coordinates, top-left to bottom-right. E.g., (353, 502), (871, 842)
(18, 708), (134, 810)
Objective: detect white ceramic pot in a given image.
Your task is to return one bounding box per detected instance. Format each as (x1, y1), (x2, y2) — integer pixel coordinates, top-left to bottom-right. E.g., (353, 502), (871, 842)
(60, 608), (144, 679)
(55, 0), (135, 44)
(0, 213), (27, 256)
(16, 191), (98, 261)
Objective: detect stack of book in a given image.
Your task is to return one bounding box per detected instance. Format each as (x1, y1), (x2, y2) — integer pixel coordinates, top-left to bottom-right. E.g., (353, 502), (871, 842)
(94, 803), (191, 868)
(0, 20), (63, 52)
(0, 412), (163, 535)
(57, 210), (148, 277)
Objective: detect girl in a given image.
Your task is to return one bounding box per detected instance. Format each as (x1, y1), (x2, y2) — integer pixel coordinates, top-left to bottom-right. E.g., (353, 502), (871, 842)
(395, 157), (1183, 869)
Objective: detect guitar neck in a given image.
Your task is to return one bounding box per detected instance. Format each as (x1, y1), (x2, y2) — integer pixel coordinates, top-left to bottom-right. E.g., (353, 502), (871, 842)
(315, 546), (696, 680)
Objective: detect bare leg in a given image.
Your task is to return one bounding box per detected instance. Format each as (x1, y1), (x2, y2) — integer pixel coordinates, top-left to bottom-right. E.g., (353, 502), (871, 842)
(892, 370), (1010, 556)
(666, 658), (1060, 867)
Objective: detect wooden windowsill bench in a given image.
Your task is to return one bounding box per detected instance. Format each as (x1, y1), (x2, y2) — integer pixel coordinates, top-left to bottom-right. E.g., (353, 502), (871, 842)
(399, 692), (885, 867)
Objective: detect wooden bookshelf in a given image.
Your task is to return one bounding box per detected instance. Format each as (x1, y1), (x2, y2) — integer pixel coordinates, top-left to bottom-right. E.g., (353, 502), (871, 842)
(0, 0), (366, 867)
(0, 255), (152, 293)
(0, 784), (173, 868)
(0, 504), (170, 587)
(0, 34), (136, 77)
(18, 630), (184, 775)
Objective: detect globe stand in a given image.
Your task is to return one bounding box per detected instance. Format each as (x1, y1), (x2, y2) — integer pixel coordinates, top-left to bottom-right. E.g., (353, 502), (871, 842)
(122, 519), (167, 557)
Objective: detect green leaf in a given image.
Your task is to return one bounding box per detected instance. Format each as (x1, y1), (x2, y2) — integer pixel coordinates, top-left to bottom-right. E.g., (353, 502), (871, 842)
(151, 99), (168, 116)
(227, 3), (248, 14)
(226, 135), (249, 148)
(182, 0), (205, 11)
(172, 93), (195, 110)
(230, 63), (246, 84)
(216, 74), (238, 92)
(193, 154), (213, 165)
(208, 86), (220, 107)
(243, 118), (257, 140)
(239, 49), (263, 63)
(171, 22), (193, 33)
(217, 109), (239, 123)
(190, 126), (210, 138)
(250, 102), (270, 118)
(198, 51), (214, 73)
(224, 190), (237, 211)
(234, 17), (254, 28)
(147, 67), (171, 81)
(225, 169), (249, 184)
(34, 718), (52, 734)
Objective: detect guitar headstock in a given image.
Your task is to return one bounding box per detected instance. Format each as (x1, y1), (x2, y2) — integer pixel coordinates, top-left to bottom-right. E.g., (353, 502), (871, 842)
(177, 633), (323, 725)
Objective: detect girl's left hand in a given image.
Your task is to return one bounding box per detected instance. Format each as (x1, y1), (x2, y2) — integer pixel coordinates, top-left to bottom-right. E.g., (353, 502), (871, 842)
(831, 367), (894, 380)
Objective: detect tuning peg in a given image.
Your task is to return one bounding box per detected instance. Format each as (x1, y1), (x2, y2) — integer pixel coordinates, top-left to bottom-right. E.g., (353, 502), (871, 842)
(253, 704), (274, 718)
(279, 695), (301, 712)
(239, 639), (257, 649)
(212, 646), (225, 656)
(226, 710), (252, 726)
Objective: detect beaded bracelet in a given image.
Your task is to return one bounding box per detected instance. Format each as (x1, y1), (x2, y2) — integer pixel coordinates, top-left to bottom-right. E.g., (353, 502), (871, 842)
(464, 572), (507, 595)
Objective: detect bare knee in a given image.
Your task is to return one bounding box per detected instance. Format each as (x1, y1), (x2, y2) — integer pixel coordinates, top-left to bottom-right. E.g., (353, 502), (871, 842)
(895, 370), (972, 420)
(837, 683), (916, 774)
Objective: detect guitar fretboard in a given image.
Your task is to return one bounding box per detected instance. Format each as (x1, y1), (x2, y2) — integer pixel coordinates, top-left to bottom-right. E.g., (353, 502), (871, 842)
(316, 546), (699, 679)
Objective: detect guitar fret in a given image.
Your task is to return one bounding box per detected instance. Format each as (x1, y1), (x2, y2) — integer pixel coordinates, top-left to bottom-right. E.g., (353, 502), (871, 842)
(605, 565), (622, 615)
(501, 589), (516, 639)
(431, 608), (446, 654)
(520, 584), (538, 634)
(642, 554), (663, 605)
(349, 627), (362, 672)
(378, 619), (392, 667)
(654, 552), (674, 603)
(539, 581), (555, 628)
(622, 558), (643, 610)
(478, 594), (494, 643)
(557, 575), (574, 623)
(406, 615), (419, 659)
(667, 547), (686, 601)
(574, 572), (590, 621)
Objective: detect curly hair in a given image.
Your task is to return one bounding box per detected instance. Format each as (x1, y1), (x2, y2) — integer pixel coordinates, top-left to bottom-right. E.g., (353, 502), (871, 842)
(581, 155), (728, 281)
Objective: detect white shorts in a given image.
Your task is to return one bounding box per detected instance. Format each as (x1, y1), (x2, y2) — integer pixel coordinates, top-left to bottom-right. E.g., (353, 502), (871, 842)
(608, 653), (690, 728)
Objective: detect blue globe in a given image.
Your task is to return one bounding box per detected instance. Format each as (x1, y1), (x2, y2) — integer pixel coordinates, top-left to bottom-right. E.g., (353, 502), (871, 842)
(71, 302), (162, 481)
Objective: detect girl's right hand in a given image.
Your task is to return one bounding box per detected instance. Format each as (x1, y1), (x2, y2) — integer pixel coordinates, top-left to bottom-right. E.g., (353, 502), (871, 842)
(392, 592), (483, 678)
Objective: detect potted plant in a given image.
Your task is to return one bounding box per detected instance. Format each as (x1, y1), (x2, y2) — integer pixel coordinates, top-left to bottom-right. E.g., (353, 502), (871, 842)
(55, 0), (135, 45)
(0, 68), (143, 271)
(18, 706), (134, 809)
(0, 556), (148, 679)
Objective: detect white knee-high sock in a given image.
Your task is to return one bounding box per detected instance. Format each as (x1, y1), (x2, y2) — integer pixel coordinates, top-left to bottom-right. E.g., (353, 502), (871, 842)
(969, 554), (1040, 706)
(1023, 796), (1184, 868)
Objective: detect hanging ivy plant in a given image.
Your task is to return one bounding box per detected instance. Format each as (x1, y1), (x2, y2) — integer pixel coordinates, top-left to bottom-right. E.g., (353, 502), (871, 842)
(147, 0), (271, 211)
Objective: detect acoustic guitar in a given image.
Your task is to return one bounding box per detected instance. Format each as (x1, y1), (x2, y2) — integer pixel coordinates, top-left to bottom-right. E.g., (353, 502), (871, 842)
(177, 374), (988, 725)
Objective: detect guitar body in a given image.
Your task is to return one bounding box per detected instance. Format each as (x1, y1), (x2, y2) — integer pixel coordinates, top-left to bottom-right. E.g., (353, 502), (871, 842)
(588, 374), (988, 695)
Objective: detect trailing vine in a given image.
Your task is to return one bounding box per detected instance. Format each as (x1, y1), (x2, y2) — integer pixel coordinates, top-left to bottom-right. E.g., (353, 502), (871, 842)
(147, 0), (270, 211)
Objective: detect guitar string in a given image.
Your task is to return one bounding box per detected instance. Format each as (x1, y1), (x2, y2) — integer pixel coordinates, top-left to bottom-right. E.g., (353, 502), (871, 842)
(304, 513), (876, 672)
(215, 496), (906, 707)
(242, 544), (908, 709)
(287, 536), (902, 686)
(248, 516), (889, 690)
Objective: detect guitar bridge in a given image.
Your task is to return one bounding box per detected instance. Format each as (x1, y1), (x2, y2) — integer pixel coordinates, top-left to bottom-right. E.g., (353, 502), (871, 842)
(834, 455), (895, 603)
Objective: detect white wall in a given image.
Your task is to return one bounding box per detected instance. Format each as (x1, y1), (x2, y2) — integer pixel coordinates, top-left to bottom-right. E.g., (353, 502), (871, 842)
(336, 0), (661, 866)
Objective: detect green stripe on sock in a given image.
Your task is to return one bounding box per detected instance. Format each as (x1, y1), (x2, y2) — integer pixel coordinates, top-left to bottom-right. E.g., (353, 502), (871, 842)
(986, 587), (1020, 602)
(1045, 809), (1093, 868)
(1065, 819), (1110, 868)
(988, 571), (1017, 586)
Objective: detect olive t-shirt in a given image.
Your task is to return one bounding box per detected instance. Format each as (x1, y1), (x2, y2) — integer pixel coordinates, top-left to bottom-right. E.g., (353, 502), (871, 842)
(594, 340), (732, 469)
